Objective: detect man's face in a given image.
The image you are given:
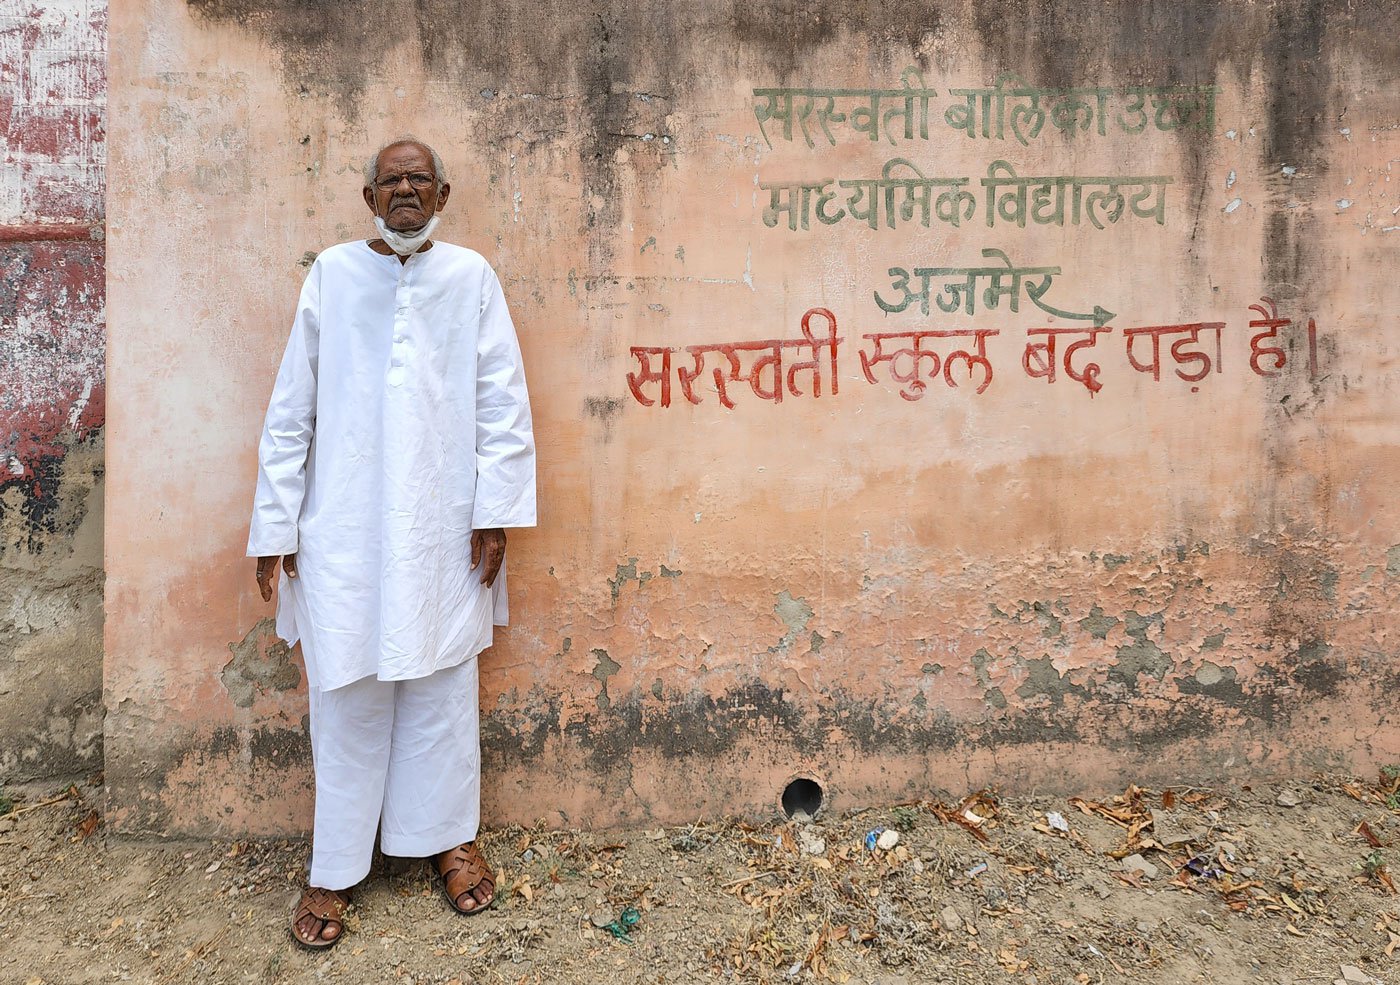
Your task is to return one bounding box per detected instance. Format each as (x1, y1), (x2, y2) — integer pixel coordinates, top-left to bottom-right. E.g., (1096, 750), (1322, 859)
(363, 142), (452, 232)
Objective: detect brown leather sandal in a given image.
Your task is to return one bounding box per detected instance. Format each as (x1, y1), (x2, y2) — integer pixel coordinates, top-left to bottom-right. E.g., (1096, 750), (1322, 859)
(290, 886), (351, 950)
(434, 842), (496, 915)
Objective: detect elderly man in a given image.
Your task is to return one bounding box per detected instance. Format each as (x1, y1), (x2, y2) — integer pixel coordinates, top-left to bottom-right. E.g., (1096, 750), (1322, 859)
(247, 137), (536, 949)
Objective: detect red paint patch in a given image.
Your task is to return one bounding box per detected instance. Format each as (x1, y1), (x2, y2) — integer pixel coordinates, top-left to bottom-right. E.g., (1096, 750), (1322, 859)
(0, 241), (105, 481)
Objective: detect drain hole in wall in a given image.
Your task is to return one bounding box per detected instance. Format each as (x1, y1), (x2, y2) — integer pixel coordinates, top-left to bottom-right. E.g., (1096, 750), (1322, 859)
(781, 777), (824, 820)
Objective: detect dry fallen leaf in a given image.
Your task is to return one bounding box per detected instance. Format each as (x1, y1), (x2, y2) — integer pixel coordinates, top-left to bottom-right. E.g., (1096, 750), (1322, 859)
(1385, 932), (1399, 958)
(1357, 821), (1384, 848)
(1162, 790), (1177, 809)
(76, 810), (99, 840)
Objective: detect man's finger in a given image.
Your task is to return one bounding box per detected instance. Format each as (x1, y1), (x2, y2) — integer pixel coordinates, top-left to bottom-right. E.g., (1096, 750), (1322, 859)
(284, 554), (299, 579)
(482, 543), (505, 587)
(470, 532), (481, 571)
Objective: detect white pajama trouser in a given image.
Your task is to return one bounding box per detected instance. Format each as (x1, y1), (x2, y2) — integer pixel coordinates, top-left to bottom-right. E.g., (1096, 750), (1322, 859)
(306, 658), (482, 891)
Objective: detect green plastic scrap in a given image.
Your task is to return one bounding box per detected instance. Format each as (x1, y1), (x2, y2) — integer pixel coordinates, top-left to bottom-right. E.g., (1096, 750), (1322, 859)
(603, 906), (642, 944)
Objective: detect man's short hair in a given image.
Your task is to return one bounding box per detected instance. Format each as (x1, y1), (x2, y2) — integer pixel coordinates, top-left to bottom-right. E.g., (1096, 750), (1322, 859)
(363, 137), (448, 191)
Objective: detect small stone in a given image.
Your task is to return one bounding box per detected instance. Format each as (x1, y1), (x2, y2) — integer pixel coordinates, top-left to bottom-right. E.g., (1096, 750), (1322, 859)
(912, 857), (924, 874)
(939, 905), (963, 932)
(1195, 909), (1225, 930)
(521, 849), (535, 863)
(1120, 854), (1159, 880)
(1339, 965), (1380, 984)
(1277, 790), (1302, 808)
(876, 829), (900, 850)
(1046, 811), (1070, 833)
(204, 860), (221, 874)
(1151, 809), (1205, 847)
(590, 911), (613, 929)
(798, 828), (826, 856)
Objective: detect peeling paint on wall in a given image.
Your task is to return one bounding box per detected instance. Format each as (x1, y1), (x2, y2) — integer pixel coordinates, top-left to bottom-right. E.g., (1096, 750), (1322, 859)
(221, 618), (300, 708)
(1, 0), (107, 783)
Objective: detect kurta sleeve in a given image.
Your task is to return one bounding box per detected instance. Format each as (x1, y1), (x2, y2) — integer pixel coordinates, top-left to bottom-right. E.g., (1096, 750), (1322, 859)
(472, 263), (537, 529)
(246, 263), (321, 556)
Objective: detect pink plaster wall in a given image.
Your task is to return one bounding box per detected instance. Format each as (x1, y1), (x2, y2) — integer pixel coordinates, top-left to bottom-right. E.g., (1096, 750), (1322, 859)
(105, 0), (1400, 835)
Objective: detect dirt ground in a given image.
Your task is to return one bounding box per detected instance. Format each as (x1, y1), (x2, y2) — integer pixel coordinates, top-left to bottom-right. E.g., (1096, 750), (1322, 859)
(1, 772), (1398, 985)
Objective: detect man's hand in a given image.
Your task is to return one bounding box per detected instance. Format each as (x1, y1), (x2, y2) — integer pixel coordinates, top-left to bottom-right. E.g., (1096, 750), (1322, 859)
(470, 529), (506, 588)
(255, 554), (298, 602)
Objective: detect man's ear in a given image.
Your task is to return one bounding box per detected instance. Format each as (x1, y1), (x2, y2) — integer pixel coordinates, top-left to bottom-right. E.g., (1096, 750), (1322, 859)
(435, 182), (451, 212)
(363, 185), (377, 214)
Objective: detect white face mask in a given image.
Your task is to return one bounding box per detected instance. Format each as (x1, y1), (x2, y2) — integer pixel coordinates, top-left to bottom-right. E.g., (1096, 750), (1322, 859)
(374, 215), (440, 256)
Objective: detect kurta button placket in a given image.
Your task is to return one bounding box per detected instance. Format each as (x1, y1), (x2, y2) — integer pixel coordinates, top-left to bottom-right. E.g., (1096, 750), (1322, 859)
(389, 263), (411, 380)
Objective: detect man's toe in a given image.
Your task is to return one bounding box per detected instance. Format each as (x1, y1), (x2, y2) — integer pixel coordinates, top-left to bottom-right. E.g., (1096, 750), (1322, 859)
(294, 913), (318, 942)
(320, 920), (340, 941)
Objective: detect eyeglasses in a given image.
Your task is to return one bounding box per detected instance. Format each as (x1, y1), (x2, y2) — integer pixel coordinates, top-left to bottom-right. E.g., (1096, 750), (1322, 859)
(374, 171), (436, 191)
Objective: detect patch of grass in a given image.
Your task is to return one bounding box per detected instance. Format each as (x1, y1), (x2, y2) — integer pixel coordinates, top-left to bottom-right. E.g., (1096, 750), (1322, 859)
(1383, 765), (1400, 782)
(890, 806), (920, 832)
(1361, 850), (1387, 877)
(0, 787), (12, 817)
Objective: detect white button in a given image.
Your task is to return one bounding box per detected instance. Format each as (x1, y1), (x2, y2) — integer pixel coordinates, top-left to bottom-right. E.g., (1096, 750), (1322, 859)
(393, 335), (405, 343)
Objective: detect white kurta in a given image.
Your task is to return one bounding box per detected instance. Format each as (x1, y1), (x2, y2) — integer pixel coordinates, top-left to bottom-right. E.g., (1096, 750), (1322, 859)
(247, 240), (536, 691)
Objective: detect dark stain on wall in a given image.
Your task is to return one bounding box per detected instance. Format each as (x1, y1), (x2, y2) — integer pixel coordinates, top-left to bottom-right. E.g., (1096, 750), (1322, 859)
(179, 0), (1394, 297)
(204, 723), (312, 766)
(115, 627), (1366, 834)
(0, 687), (103, 781)
(478, 658), (1316, 777)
